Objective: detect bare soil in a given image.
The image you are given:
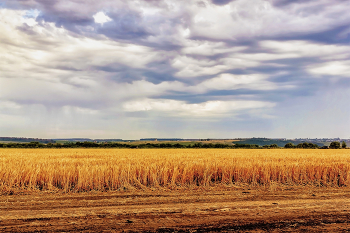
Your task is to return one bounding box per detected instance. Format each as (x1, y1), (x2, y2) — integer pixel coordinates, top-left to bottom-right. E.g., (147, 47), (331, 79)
(1, 187), (350, 232)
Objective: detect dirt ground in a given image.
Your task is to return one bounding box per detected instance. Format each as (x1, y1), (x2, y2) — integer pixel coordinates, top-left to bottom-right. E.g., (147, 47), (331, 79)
(1, 187), (350, 232)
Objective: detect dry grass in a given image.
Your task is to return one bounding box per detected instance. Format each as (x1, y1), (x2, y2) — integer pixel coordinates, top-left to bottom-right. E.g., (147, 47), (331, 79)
(0, 149), (350, 193)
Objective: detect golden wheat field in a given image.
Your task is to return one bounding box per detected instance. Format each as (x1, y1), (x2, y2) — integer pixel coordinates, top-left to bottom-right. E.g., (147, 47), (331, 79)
(0, 148), (350, 193)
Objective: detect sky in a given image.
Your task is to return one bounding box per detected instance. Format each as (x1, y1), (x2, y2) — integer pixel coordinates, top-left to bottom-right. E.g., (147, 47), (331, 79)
(0, 0), (350, 139)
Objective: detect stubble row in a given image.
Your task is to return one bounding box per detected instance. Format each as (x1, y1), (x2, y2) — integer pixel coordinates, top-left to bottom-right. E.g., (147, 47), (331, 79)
(0, 149), (350, 193)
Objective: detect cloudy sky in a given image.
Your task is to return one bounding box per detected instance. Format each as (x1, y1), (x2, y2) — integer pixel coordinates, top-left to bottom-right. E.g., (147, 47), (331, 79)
(1, 0), (350, 139)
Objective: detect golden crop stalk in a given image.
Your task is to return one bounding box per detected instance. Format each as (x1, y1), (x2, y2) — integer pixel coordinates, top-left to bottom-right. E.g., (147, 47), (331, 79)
(0, 149), (349, 193)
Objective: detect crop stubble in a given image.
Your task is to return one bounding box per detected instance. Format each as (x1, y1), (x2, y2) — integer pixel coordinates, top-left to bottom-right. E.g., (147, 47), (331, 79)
(1, 149), (350, 193)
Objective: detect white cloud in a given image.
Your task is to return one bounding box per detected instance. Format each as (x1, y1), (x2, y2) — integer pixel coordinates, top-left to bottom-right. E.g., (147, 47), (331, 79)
(308, 61), (350, 77)
(195, 73), (279, 92)
(121, 80), (185, 97)
(123, 98), (275, 117)
(188, 0), (350, 41)
(62, 106), (100, 115)
(182, 41), (247, 56)
(260, 40), (350, 60)
(172, 55), (229, 77)
(0, 100), (22, 110)
(93, 11), (112, 25)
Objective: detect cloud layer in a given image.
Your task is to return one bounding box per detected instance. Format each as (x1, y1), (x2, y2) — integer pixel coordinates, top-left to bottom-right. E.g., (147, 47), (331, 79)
(1, 0), (350, 138)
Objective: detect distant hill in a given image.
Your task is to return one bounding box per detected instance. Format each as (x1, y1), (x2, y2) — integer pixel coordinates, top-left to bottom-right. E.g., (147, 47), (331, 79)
(233, 138), (326, 147)
(54, 138), (125, 143)
(0, 137), (55, 143)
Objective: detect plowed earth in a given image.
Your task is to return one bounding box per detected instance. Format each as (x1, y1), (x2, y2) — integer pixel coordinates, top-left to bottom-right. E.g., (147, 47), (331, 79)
(1, 188), (350, 232)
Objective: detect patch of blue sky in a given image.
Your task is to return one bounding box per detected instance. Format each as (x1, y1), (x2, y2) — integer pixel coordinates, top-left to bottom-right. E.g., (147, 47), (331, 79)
(23, 9), (40, 19)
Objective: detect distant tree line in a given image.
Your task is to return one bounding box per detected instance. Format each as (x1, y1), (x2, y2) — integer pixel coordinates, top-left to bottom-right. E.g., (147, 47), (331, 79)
(284, 141), (347, 149)
(0, 141), (347, 149)
(0, 142), (236, 149)
(284, 142), (320, 149)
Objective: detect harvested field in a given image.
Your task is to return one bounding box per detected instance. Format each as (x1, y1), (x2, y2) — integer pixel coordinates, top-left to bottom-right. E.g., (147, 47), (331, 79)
(1, 149), (350, 232)
(1, 187), (350, 232)
(1, 149), (350, 193)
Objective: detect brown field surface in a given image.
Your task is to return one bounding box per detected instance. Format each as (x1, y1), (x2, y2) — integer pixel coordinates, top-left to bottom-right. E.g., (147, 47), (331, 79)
(1, 149), (350, 232)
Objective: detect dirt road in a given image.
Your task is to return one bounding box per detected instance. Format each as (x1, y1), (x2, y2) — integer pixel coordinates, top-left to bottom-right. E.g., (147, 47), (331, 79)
(1, 187), (350, 232)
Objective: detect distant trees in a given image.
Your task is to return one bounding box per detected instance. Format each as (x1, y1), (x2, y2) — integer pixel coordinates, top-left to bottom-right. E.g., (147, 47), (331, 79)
(234, 143), (260, 149)
(284, 142), (295, 148)
(0, 141), (345, 149)
(342, 141), (347, 149)
(297, 142), (319, 149)
(27, 142), (41, 148)
(329, 141), (341, 149)
(284, 142), (319, 149)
